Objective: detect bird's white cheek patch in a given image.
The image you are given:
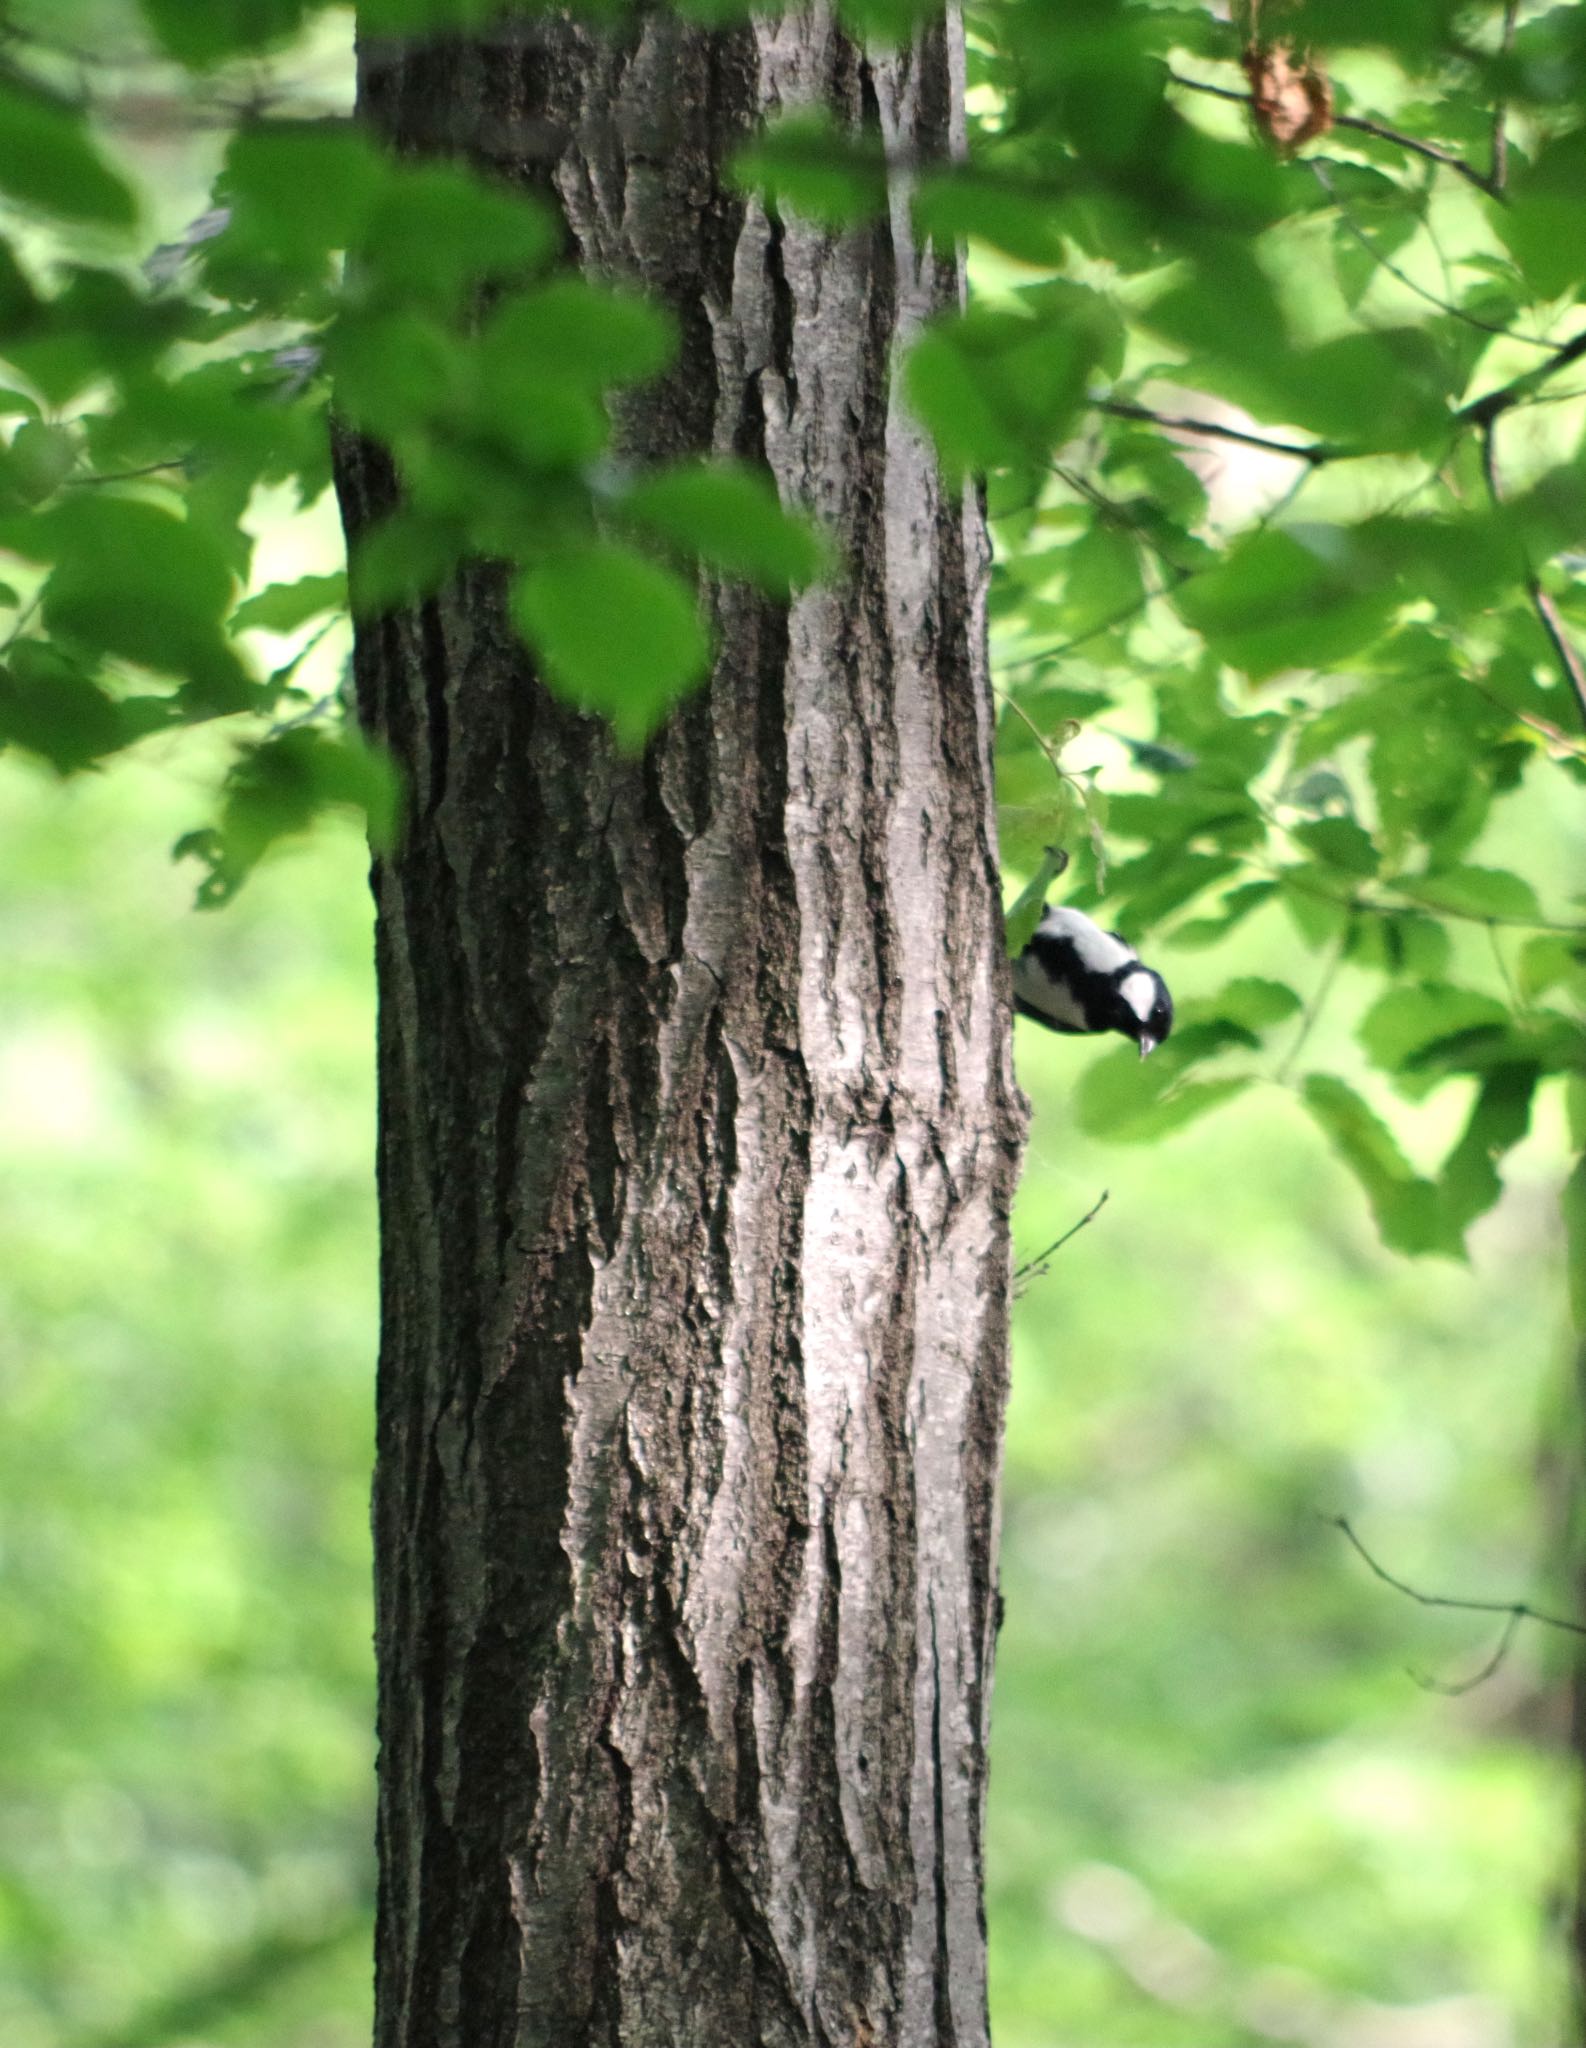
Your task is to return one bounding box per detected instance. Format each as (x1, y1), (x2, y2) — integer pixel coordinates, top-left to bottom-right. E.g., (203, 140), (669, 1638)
(1119, 970), (1158, 1023)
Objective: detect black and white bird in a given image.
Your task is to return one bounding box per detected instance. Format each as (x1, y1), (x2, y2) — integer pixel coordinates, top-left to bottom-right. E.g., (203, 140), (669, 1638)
(1012, 905), (1174, 1059)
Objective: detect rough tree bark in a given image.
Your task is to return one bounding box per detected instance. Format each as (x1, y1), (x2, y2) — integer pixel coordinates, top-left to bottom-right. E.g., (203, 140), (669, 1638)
(336, 7), (1025, 2044)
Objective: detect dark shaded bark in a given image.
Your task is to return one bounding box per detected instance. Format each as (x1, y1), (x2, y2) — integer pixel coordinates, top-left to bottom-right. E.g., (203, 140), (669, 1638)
(336, 9), (1024, 2044)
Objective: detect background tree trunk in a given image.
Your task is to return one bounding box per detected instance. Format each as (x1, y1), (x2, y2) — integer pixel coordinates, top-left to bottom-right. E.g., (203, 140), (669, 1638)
(336, 8), (1025, 2044)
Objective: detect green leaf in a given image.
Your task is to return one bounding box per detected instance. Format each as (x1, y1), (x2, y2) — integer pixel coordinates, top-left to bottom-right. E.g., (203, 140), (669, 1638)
(140, 0), (313, 63)
(1004, 846), (1070, 957)
(326, 310), (456, 439)
(905, 308), (1095, 483)
(357, 0), (506, 27)
(913, 175), (1067, 265)
(1103, 1077), (1252, 1142)
(0, 79), (136, 226)
(622, 462), (824, 593)
(1273, 330), (1450, 453)
(1111, 850), (1243, 936)
(1369, 690), (1477, 859)
(219, 120), (388, 261)
(732, 112), (887, 227)
(0, 644), (153, 772)
(176, 728), (400, 906)
(1439, 1066), (1538, 1234)
(1171, 880), (1280, 948)
(1292, 817), (1378, 877)
(1518, 934), (1586, 1001)
(361, 165), (557, 308)
(1398, 866), (1541, 922)
(3, 420), (75, 506)
(348, 511), (463, 614)
(1206, 978), (1303, 1033)
(1497, 126), (1586, 299)
(232, 573), (348, 634)
(1358, 983), (1510, 1073)
(26, 496), (250, 704)
(511, 544), (711, 748)
(1174, 529), (1399, 681)
(480, 279), (678, 391)
(1058, 522), (1144, 634)
(1302, 1073), (1462, 1258)
(1074, 1037), (1250, 1142)
(836, 0), (940, 39)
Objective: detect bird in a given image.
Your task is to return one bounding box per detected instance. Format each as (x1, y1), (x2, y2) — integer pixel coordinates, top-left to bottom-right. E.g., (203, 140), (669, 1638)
(1012, 904), (1174, 1058)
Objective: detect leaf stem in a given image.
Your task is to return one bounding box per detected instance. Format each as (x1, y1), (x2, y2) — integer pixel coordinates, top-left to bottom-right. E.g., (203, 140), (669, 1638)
(1013, 1191), (1110, 1288)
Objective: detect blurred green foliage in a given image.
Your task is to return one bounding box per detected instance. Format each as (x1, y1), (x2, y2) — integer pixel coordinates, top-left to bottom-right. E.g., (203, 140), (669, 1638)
(3, 745), (1575, 2048)
(0, 0), (1583, 2042)
(995, 918), (1578, 2047)
(0, 749), (377, 2048)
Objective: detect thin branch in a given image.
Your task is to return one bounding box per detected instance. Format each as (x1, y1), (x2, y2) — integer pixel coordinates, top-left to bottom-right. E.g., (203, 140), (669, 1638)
(1269, 860), (1586, 935)
(1480, 419), (1586, 728)
(0, 589), (42, 653)
(1329, 1515), (1586, 1698)
(1490, 0), (1518, 198)
(1014, 1191), (1110, 1289)
(996, 448), (1319, 679)
(1416, 1608), (1525, 1697)
(1166, 68), (1498, 195)
(1459, 328), (1586, 429)
(1465, 672), (1586, 760)
(1526, 584), (1586, 731)
(993, 681), (1075, 784)
(1487, 921), (1521, 1014)
(994, 575), (1186, 675)
(65, 459), (188, 487)
(1308, 159), (1551, 349)
(1094, 396), (1332, 466)
(1275, 925), (1349, 1082)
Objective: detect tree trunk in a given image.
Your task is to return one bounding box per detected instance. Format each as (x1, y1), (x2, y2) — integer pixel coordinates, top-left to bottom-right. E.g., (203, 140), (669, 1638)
(336, 9), (1024, 2045)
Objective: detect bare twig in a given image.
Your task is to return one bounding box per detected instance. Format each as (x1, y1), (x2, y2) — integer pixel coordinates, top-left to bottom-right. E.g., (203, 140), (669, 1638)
(1527, 585), (1586, 731)
(1490, 0), (1519, 198)
(1308, 159), (1552, 349)
(1459, 328), (1586, 429)
(1095, 397), (1331, 466)
(1265, 860), (1586, 935)
(1486, 921), (1521, 1014)
(1416, 1609), (1526, 1697)
(1480, 420), (1586, 729)
(1275, 926), (1349, 1083)
(993, 682), (1076, 785)
(1465, 672), (1586, 760)
(1329, 1514), (1586, 1698)
(1013, 1191), (1110, 1288)
(997, 445), (1318, 679)
(1166, 68), (1498, 195)
(995, 574), (1188, 675)
(65, 459), (188, 487)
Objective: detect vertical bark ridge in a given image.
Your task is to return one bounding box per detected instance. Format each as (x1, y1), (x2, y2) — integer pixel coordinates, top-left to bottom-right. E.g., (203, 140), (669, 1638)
(340, 8), (1025, 2046)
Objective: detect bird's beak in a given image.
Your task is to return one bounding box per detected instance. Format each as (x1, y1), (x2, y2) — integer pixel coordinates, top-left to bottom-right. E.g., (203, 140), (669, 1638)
(1137, 1035), (1158, 1060)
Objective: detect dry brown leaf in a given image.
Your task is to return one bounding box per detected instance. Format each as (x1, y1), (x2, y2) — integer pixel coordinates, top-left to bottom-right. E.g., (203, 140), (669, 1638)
(1241, 42), (1334, 154)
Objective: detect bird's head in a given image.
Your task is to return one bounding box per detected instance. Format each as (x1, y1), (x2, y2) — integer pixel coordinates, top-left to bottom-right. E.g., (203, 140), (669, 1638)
(1117, 967), (1174, 1059)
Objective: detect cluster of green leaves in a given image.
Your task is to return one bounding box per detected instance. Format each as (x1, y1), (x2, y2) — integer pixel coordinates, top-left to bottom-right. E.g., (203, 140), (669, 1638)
(881, 0), (1584, 1273)
(0, 0), (821, 898)
(2, 0), (1584, 1271)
